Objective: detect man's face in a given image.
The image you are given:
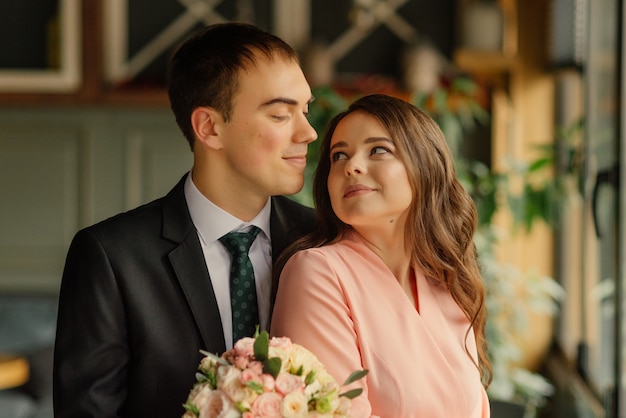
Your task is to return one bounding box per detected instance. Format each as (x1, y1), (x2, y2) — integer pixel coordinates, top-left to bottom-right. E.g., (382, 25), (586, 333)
(216, 55), (317, 198)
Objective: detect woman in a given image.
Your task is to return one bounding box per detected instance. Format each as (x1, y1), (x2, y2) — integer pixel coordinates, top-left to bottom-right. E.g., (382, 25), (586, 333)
(271, 94), (491, 417)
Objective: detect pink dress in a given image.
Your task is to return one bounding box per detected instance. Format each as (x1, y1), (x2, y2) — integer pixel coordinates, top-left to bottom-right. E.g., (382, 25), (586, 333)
(271, 230), (490, 418)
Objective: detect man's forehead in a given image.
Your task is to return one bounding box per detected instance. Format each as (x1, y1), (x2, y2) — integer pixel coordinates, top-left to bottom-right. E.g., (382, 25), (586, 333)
(238, 51), (297, 73)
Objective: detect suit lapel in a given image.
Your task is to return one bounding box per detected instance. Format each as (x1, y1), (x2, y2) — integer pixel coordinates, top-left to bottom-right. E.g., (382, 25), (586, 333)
(162, 175), (227, 354)
(268, 197), (304, 315)
(159, 181), (312, 352)
(269, 197), (296, 266)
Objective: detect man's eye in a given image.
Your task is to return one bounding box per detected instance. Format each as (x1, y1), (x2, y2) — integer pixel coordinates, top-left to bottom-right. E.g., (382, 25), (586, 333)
(331, 152), (347, 162)
(272, 115), (288, 121)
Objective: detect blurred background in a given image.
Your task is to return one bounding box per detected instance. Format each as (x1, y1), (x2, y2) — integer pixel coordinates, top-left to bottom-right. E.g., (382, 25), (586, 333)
(0, 0), (622, 417)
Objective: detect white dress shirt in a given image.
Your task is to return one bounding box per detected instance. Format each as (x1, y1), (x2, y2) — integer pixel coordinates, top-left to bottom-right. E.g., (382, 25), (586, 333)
(184, 173), (272, 349)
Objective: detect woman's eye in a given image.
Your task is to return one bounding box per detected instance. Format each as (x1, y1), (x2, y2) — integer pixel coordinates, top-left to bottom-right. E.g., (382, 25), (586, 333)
(272, 115), (289, 121)
(331, 152), (347, 162)
(371, 146), (391, 155)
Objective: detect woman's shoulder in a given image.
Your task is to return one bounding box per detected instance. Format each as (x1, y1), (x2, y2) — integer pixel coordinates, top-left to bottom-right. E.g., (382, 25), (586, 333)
(290, 233), (369, 262)
(284, 233), (387, 284)
(286, 240), (354, 266)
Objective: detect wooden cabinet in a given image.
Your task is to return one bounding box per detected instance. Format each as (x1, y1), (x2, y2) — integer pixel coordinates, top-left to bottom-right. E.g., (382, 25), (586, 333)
(454, 0), (555, 278)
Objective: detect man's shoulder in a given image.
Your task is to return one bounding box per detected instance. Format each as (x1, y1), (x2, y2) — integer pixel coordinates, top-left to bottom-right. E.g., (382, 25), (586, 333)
(89, 197), (165, 232)
(83, 175), (187, 237)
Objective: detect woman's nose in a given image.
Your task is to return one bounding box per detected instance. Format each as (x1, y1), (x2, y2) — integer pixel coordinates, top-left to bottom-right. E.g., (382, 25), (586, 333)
(345, 156), (364, 176)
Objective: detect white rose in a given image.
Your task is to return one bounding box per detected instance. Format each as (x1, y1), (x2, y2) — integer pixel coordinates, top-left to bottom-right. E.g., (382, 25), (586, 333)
(198, 391), (239, 418)
(304, 380), (321, 398)
(287, 345), (324, 376)
(267, 346), (290, 373)
(216, 365), (257, 408)
(191, 384), (214, 411)
(280, 391), (308, 418)
(335, 396), (352, 416)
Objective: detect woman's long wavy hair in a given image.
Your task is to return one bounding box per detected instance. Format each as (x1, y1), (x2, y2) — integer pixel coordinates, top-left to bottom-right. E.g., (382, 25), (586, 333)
(276, 93), (492, 385)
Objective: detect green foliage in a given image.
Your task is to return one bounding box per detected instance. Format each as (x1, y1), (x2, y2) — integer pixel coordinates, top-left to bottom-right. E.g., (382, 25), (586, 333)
(412, 76), (490, 156)
(339, 388), (364, 400)
(253, 330), (282, 379)
(253, 329), (269, 361)
(343, 369), (369, 386)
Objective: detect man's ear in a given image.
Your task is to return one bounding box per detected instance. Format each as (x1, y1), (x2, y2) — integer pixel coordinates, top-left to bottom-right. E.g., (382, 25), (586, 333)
(191, 107), (223, 150)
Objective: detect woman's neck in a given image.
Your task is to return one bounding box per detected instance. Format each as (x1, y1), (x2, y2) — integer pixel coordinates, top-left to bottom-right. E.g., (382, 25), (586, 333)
(352, 227), (412, 286)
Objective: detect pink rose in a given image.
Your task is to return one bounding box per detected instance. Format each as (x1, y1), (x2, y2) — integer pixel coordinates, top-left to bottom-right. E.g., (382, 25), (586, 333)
(250, 392), (283, 418)
(240, 368), (261, 385)
(234, 354), (250, 370)
(248, 361), (264, 375)
(261, 374), (275, 392)
(222, 348), (236, 363)
(269, 336), (292, 350)
(275, 373), (304, 396)
(234, 337), (256, 357)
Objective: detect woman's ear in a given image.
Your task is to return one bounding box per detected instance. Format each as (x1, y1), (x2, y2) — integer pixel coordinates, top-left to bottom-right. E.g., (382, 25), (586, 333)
(191, 107), (223, 150)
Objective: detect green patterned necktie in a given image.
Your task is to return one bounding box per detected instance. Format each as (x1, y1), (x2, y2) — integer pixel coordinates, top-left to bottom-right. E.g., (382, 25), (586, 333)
(219, 226), (261, 343)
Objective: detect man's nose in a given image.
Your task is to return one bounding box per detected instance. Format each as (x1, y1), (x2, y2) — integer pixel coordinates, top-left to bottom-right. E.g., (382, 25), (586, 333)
(295, 115), (318, 144)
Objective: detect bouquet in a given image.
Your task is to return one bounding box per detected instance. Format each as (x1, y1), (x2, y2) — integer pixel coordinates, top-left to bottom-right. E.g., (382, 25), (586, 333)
(182, 330), (367, 418)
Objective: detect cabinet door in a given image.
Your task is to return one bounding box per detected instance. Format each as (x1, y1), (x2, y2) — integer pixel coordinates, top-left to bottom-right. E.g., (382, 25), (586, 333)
(0, 0), (81, 92)
(0, 109), (191, 293)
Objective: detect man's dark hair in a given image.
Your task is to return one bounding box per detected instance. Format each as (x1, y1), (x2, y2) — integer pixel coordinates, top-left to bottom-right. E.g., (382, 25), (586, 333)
(167, 23), (300, 149)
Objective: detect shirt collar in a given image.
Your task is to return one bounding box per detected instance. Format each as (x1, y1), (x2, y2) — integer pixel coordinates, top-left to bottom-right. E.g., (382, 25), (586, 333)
(183, 173), (271, 244)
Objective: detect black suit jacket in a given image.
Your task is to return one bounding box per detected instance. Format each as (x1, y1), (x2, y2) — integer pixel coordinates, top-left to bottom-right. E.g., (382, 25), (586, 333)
(53, 174), (316, 417)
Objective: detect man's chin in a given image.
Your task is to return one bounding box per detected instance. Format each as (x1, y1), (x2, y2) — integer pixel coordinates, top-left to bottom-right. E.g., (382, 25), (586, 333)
(279, 179), (305, 196)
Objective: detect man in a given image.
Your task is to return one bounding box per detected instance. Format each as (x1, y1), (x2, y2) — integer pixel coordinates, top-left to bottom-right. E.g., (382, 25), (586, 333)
(53, 23), (318, 417)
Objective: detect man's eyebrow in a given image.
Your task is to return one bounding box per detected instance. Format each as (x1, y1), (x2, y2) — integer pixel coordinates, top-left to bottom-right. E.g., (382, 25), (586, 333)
(261, 95), (315, 107)
(261, 97), (298, 107)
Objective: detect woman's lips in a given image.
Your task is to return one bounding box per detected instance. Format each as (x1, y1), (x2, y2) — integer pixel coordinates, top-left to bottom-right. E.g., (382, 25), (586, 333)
(344, 184), (374, 198)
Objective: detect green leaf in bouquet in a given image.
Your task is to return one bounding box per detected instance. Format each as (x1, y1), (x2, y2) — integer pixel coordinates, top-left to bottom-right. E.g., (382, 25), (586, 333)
(305, 369), (316, 385)
(253, 330), (270, 362)
(292, 364), (304, 376)
(182, 401), (199, 416)
(263, 357), (282, 379)
(315, 394), (335, 414)
(246, 380), (265, 394)
(343, 369), (368, 385)
(199, 350), (229, 366)
(339, 388), (364, 399)
(195, 372), (210, 383)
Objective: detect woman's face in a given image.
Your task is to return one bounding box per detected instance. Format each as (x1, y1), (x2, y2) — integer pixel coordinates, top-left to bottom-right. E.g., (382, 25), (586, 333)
(326, 111), (413, 232)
